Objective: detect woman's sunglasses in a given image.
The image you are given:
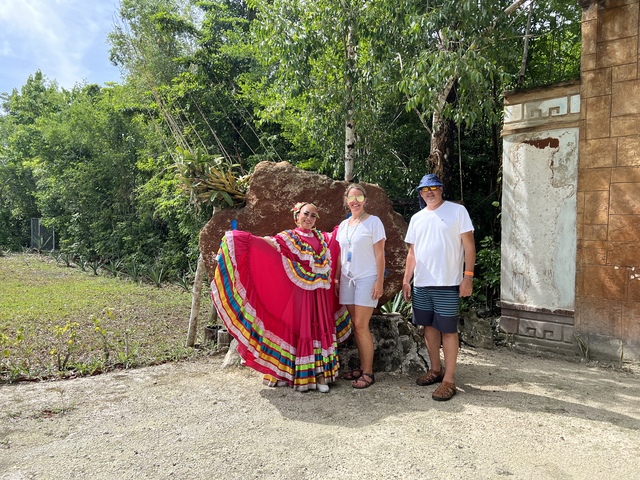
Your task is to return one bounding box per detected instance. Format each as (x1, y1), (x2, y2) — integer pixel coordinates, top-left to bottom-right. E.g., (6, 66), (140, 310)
(347, 195), (365, 202)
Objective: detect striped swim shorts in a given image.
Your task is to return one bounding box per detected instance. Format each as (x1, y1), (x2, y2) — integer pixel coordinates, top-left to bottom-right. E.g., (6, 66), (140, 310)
(411, 285), (460, 334)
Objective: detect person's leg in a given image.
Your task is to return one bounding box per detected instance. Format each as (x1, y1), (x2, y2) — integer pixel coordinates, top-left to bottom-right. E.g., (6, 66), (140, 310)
(350, 304), (375, 375)
(441, 332), (458, 384)
(413, 286), (445, 385)
(430, 287), (460, 380)
(432, 331), (459, 400)
(424, 326), (443, 373)
(430, 289), (460, 400)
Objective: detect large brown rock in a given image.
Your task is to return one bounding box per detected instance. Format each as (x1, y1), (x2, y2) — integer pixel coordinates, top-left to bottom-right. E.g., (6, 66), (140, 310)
(199, 161), (408, 305)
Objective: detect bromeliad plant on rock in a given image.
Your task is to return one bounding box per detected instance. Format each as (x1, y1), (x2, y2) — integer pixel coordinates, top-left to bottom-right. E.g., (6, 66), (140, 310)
(173, 147), (250, 211)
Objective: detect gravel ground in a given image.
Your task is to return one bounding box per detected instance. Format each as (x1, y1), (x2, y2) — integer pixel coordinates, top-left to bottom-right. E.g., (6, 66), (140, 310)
(1, 346), (639, 480)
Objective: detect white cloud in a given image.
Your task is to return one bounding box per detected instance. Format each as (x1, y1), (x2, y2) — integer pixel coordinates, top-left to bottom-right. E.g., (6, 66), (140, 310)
(0, 0), (119, 92)
(1, 40), (14, 56)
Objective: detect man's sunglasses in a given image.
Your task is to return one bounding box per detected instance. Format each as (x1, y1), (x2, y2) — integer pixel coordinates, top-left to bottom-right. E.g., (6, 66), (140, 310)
(420, 186), (440, 192)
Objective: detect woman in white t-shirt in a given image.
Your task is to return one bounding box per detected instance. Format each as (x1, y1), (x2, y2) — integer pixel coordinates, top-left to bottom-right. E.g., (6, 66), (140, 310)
(336, 184), (386, 389)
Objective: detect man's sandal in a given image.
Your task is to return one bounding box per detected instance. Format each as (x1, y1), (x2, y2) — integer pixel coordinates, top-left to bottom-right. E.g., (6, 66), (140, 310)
(352, 372), (375, 389)
(432, 381), (456, 401)
(416, 369), (444, 386)
(343, 369), (363, 381)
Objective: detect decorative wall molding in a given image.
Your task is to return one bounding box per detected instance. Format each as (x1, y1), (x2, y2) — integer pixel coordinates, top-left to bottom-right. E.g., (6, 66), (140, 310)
(504, 94), (581, 133)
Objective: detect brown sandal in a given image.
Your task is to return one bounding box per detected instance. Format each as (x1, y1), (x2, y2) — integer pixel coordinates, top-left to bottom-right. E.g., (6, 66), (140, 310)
(343, 369), (363, 381)
(432, 381), (456, 401)
(352, 372), (375, 389)
(416, 369), (444, 386)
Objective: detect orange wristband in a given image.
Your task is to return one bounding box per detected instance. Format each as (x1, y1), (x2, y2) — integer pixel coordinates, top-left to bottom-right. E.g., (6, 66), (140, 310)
(464, 271), (474, 277)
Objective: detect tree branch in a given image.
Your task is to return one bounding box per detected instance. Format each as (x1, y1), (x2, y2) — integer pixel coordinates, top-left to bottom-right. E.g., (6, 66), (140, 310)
(517, 1), (534, 88)
(505, 0), (531, 16)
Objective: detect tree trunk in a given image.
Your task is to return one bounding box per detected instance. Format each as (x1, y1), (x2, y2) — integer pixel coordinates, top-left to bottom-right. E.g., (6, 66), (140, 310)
(344, 24), (356, 182)
(345, 115), (355, 182)
(517, 1), (534, 88)
(429, 112), (456, 187)
(186, 253), (207, 347)
(429, 79), (457, 186)
(428, 1), (526, 184)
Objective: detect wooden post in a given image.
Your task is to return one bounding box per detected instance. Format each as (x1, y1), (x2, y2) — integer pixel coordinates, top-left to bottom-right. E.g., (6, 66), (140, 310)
(186, 253), (207, 347)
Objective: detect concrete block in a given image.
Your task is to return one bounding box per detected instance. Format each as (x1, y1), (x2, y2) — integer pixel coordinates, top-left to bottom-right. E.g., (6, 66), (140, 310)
(612, 63), (638, 82)
(582, 69), (612, 97)
(622, 300), (640, 336)
(582, 266), (628, 301)
(586, 96), (612, 139)
(611, 166), (640, 183)
(578, 167), (612, 190)
(581, 240), (609, 265)
(582, 138), (617, 167)
(582, 190), (610, 224)
(611, 115), (640, 136)
(612, 79), (640, 115)
(599, 3), (639, 42)
(609, 214), (640, 241)
(607, 242), (640, 266)
(583, 224), (609, 241)
(610, 182), (640, 214)
(582, 18), (598, 55)
(575, 296), (623, 336)
(597, 37), (638, 68)
(617, 136), (640, 165)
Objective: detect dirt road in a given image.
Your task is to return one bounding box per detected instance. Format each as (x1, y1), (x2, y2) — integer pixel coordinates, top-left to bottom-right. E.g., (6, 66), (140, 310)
(1, 347), (639, 479)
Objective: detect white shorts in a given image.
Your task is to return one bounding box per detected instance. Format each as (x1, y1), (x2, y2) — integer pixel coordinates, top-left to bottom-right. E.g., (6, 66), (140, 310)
(339, 274), (379, 308)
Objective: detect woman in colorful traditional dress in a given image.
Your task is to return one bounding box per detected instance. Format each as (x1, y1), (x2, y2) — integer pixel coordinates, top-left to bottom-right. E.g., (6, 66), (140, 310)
(336, 184), (386, 389)
(211, 202), (351, 393)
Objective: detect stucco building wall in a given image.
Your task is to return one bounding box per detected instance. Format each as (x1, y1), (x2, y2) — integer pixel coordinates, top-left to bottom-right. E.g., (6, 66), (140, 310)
(501, 83), (581, 350)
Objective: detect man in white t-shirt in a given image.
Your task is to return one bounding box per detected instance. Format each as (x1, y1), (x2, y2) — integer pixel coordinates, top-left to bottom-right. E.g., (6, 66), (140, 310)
(402, 174), (476, 401)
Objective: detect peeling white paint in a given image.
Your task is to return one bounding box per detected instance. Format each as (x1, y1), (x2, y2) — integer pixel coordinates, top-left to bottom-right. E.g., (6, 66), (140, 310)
(502, 128), (578, 311)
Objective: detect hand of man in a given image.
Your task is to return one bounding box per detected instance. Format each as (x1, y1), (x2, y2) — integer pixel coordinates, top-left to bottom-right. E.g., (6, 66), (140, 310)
(459, 277), (473, 297)
(402, 283), (412, 302)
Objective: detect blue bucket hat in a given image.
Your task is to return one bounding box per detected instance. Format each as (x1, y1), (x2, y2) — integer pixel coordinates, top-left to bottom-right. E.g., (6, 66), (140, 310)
(416, 174), (444, 209)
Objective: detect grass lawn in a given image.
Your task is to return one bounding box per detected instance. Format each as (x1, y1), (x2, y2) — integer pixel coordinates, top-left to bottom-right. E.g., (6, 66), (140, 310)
(0, 253), (215, 383)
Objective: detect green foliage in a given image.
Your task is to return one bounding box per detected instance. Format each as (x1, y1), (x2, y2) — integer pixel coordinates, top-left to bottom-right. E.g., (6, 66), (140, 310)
(173, 147), (249, 210)
(87, 258), (102, 276)
(50, 320), (80, 372)
(123, 260), (144, 283)
(517, 1), (582, 88)
(174, 272), (193, 293)
(380, 291), (412, 320)
(146, 261), (168, 287)
(0, 254), (208, 383)
(460, 236), (501, 317)
(102, 258), (123, 277)
(56, 251), (74, 268)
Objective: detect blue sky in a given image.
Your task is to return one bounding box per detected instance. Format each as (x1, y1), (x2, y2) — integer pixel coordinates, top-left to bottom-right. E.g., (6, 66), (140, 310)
(0, 0), (121, 95)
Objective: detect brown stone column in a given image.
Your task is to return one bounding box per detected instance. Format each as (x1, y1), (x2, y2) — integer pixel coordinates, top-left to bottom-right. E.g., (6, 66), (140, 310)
(576, 0), (640, 360)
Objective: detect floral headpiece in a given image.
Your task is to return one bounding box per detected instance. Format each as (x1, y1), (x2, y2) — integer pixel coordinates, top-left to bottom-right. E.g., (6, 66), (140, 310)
(291, 202), (319, 221)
